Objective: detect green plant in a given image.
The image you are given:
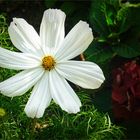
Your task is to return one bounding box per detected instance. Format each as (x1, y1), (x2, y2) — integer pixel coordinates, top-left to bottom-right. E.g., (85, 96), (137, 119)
(87, 0), (140, 63)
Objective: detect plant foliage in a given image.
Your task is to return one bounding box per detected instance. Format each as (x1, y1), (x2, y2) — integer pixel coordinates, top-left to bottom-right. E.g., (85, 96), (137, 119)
(88, 0), (140, 62)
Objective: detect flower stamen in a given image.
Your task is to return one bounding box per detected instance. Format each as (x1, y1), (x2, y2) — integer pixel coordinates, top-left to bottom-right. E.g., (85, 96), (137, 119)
(42, 56), (56, 71)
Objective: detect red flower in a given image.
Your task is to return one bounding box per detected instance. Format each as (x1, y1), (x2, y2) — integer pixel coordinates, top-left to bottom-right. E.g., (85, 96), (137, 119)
(112, 61), (140, 120)
(112, 61), (140, 104)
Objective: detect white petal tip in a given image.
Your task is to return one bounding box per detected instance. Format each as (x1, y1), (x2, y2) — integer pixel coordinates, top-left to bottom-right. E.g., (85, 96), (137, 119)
(44, 9), (66, 23)
(45, 8), (65, 14)
(62, 104), (81, 114)
(64, 108), (81, 114)
(24, 108), (39, 119)
(94, 77), (105, 89)
(77, 20), (94, 42)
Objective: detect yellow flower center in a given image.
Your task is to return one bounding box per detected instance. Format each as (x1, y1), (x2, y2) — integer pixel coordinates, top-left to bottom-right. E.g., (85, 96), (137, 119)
(42, 56), (56, 71)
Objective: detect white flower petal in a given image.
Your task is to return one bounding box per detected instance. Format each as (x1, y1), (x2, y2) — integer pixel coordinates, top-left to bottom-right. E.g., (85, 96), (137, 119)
(0, 47), (41, 70)
(40, 9), (66, 54)
(49, 70), (81, 113)
(55, 21), (93, 61)
(8, 18), (43, 56)
(56, 61), (105, 89)
(24, 72), (51, 118)
(0, 68), (44, 97)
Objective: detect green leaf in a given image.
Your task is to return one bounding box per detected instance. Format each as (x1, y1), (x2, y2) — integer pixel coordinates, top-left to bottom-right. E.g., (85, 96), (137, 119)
(117, 6), (130, 33)
(90, 0), (120, 37)
(117, 5), (129, 21)
(90, 0), (110, 36)
(84, 41), (114, 63)
(117, 3), (140, 33)
(107, 0), (120, 11)
(104, 2), (118, 27)
(112, 42), (140, 58)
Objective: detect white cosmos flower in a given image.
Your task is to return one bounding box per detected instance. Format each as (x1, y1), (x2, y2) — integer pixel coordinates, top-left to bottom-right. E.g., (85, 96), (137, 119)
(0, 9), (105, 118)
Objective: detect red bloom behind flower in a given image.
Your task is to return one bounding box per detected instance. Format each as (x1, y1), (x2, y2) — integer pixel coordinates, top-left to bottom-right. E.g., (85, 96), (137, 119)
(112, 61), (140, 120)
